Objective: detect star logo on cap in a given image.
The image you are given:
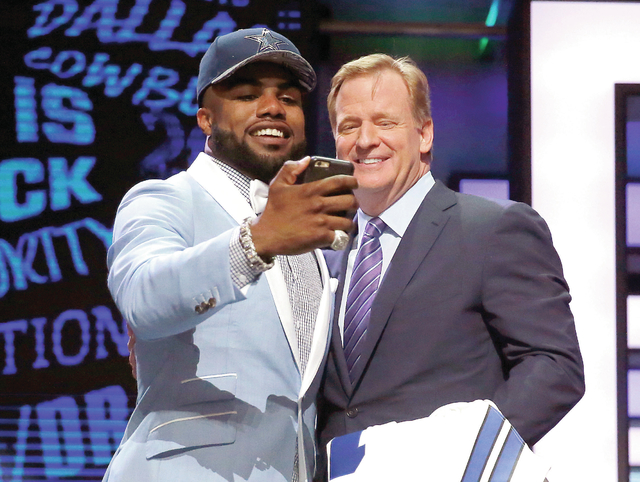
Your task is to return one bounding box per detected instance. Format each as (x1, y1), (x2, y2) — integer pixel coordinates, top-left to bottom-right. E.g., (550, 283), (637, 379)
(245, 28), (287, 53)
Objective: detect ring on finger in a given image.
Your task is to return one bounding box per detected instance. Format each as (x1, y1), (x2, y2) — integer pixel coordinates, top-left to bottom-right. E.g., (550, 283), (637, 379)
(330, 229), (350, 251)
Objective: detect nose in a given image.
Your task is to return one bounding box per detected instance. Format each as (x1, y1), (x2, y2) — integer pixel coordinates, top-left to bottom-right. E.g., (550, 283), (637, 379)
(356, 121), (380, 150)
(256, 90), (286, 119)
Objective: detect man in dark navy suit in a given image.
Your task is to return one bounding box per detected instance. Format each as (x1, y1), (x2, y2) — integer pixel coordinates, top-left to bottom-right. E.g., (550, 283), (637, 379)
(317, 54), (584, 462)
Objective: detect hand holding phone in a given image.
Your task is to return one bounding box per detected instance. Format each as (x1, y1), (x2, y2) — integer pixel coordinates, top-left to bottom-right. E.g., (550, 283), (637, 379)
(296, 157), (356, 219)
(296, 156), (354, 184)
(249, 156), (358, 256)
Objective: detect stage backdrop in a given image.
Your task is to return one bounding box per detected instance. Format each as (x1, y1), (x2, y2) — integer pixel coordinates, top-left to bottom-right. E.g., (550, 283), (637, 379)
(529, 2), (640, 481)
(0, 1), (317, 480)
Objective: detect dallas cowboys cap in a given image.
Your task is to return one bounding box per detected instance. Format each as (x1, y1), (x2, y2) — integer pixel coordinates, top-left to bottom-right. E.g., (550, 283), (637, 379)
(197, 28), (317, 103)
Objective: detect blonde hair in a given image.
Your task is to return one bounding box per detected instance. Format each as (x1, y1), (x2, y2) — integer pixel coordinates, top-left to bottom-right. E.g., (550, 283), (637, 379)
(327, 54), (432, 131)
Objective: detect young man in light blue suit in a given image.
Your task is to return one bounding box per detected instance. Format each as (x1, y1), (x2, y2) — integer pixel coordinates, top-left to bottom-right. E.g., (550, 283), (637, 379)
(104, 29), (358, 482)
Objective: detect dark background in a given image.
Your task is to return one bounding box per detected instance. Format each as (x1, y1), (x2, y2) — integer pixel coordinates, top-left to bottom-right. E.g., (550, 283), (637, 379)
(0, 0), (548, 480)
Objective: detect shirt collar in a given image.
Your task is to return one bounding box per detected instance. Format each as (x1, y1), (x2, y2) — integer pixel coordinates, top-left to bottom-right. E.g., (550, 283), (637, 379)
(205, 153), (270, 215)
(356, 171), (435, 238)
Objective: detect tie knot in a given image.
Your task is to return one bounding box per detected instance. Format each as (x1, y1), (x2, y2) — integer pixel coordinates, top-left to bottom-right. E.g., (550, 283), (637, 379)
(364, 217), (386, 239)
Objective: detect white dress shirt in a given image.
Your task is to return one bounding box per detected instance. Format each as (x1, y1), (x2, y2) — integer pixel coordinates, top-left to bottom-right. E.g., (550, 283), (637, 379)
(338, 171), (436, 340)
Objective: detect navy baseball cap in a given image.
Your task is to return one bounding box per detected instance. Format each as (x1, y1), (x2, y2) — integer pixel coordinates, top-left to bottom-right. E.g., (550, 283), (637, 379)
(197, 28), (317, 104)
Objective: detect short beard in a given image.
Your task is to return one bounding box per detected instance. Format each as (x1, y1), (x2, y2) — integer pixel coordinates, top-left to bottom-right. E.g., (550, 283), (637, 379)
(209, 126), (307, 184)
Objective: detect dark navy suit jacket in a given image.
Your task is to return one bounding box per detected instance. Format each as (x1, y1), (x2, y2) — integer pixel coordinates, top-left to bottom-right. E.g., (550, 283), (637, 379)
(317, 180), (585, 453)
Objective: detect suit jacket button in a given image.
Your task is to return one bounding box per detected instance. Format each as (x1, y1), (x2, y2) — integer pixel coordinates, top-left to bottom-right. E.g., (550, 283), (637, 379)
(195, 302), (206, 314)
(207, 297), (216, 308)
(346, 407), (359, 418)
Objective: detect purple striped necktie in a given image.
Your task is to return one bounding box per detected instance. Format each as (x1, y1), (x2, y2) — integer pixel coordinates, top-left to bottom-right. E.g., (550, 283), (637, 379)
(343, 217), (386, 383)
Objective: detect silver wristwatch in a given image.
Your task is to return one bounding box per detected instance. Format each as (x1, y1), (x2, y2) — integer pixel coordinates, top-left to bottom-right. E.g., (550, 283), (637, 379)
(239, 217), (275, 272)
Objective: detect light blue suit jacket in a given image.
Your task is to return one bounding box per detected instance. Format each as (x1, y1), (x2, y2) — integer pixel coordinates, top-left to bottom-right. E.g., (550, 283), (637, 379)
(104, 153), (335, 482)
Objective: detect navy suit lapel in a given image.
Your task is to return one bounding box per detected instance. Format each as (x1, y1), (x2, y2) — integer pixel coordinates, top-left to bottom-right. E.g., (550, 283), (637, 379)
(325, 232), (358, 398)
(347, 181), (458, 388)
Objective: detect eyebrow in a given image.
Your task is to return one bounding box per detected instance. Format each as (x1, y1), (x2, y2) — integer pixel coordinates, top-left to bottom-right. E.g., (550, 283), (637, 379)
(337, 115), (359, 125)
(223, 76), (301, 92)
(337, 111), (397, 125)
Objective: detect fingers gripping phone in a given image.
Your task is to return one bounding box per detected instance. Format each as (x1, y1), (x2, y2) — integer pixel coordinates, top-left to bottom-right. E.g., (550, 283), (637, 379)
(296, 156), (355, 218)
(296, 156), (354, 184)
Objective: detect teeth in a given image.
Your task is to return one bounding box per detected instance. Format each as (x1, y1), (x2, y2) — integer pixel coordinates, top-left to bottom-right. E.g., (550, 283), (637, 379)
(252, 128), (284, 137)
(360, 158), (383, 164)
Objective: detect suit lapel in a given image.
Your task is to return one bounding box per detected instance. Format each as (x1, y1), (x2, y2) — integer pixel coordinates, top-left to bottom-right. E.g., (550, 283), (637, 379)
(347, 181), (458, 388)
(186, 154), (299, 373)
(300, 249), (335, 396)
(327, 235), (358, 398)
(187, 153), (254, 223)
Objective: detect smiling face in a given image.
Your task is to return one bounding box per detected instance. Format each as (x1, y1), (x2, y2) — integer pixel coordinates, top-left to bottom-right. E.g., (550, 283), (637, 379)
(197, 62), (306, 183)
(334, 70), (433, 216)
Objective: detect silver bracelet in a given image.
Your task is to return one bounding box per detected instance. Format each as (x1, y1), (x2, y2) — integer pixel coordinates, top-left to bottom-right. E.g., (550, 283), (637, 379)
(239, 217), (275, 273)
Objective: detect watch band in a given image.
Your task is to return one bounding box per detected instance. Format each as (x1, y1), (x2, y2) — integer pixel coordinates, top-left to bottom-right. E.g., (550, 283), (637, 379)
(238, 217), (275, 273)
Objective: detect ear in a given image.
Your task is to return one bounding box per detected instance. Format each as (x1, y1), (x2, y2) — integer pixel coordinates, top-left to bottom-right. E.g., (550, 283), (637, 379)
(197, 107), (214, 136)
(419, 119), (434, 155)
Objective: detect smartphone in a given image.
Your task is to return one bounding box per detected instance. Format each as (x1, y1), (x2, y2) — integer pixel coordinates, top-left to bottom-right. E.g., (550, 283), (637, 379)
(296, 156), (354, 184)
(296, 156), (355, 218)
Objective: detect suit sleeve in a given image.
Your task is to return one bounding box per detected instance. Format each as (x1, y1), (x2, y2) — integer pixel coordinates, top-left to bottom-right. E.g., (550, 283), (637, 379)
(480, 201), (585, 445)
(107, 178), (242, 341)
